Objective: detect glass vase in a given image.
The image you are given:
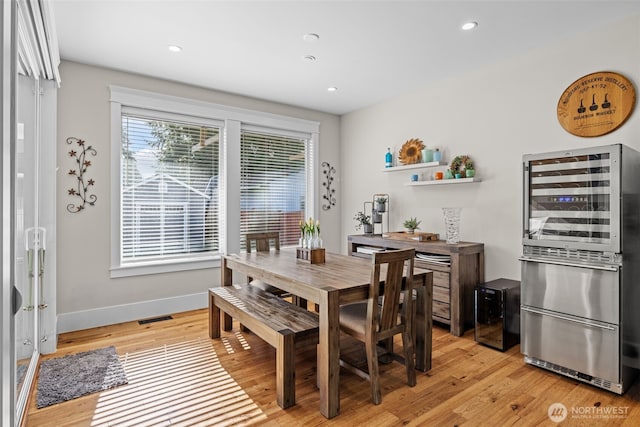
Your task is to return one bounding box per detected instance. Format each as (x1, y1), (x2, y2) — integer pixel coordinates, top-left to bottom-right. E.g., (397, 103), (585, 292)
(311, 231), (322, 249)
(442, 207), (462, 244)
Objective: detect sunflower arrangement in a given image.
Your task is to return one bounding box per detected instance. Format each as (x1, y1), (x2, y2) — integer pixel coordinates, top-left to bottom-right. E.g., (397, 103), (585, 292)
(398, 138), (425, 165)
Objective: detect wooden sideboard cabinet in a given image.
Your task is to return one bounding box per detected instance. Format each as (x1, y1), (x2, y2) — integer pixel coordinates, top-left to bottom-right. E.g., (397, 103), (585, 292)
(348, 234), (485, 337)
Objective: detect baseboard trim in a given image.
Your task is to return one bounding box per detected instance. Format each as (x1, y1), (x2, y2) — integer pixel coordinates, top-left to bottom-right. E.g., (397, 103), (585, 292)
(57, 292), (208, 333)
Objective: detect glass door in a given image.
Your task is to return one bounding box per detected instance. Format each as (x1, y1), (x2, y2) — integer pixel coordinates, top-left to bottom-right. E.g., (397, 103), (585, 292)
(523, 145), (621, 253)
(14, 73), (40, 422)
(4, 2), (58, 425)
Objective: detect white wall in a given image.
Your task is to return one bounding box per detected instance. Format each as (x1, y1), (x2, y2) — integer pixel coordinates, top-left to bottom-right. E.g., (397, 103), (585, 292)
(56, 61), (341, 332)
(340, 15), (640, 281)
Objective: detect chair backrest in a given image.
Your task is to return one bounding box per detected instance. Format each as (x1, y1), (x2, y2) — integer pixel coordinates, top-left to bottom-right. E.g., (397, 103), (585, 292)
(246, 232), (280, 253)
(368, 249), (415, 340)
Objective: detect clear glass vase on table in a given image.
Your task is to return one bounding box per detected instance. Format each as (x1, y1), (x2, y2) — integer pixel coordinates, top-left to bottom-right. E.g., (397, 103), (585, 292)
(442, 207), (462, 244)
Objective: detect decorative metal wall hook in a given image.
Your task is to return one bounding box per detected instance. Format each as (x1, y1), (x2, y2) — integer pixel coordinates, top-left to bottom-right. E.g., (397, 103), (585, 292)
(66, 137), (97, 213)
(321, 161), (336, 211)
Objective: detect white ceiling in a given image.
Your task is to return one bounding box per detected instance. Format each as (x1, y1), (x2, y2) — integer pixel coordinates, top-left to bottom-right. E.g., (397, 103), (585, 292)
(50, 1), (640, 115)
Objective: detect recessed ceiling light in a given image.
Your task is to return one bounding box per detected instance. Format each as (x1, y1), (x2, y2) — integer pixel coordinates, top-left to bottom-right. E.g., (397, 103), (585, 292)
(327, 87), (337, 92)
(303, 55), (316, 62)
(168, 44), (182, 52)
(461, 21), (478, 31)
(303, 33), (320, 42)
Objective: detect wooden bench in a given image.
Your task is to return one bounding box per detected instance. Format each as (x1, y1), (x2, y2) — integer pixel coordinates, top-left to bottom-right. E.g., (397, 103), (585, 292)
(208, 284), (319, 409)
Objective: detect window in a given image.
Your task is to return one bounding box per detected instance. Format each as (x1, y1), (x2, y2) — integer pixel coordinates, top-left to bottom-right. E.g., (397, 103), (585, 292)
(110, 86), (319, 277)
(240, 130), (307, 250)
(121, 113), (220, 263)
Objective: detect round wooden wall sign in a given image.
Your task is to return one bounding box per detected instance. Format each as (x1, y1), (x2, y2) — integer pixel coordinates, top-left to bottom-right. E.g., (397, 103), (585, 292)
(557, 71), (636, 137)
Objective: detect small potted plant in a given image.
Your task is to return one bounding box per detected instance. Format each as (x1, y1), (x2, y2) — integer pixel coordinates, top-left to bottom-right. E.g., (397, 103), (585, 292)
(403, 217), (421, 234)
(354, 211), (373, 234)
(464, 157), (475, 178)
(375, 197), (387, 213)
(372, 209), (382, 223)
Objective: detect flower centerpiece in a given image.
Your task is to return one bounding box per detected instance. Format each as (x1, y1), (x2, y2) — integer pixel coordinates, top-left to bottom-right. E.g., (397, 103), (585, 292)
(299, 217), (322, 249)
(296, 217), (325, 263)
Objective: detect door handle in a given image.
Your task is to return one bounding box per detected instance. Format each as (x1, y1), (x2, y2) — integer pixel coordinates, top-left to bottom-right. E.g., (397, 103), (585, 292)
(521, 305), (617, 331)
(12, 285), (23, 315)
(519, 256), (619, 272)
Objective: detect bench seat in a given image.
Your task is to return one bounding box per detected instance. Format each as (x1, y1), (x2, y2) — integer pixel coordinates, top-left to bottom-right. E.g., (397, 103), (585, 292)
(209, 284), (319, 408)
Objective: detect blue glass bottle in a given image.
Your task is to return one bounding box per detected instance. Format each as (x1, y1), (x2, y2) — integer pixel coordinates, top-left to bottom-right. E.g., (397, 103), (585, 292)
(433, 148), (442, 162)
(385, 148), (393, 168)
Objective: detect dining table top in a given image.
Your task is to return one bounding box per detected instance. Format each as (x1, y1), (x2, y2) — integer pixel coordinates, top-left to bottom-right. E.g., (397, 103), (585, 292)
(223, 247), (431, 304)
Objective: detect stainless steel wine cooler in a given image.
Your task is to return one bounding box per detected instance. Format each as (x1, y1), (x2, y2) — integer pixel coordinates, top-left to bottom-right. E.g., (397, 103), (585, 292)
(520, 143), (640, 394)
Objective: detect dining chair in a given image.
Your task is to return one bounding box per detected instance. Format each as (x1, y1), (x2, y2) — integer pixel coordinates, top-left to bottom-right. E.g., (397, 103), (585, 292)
(339, 248), (416, 405)
(245, 232), (286, 296)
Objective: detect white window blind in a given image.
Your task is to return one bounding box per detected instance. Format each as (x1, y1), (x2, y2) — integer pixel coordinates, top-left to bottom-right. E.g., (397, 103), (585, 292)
(240, 131), (307, 250)
(121, 114), (220, 263)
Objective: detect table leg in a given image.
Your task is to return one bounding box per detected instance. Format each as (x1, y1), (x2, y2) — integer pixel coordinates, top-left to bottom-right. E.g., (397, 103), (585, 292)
(222, 258), (233, 331)
(414, 272), (433, 372)
(292, 296), (308, 309)
(318, 288), (340, 419)
(208, 292), (221, 339)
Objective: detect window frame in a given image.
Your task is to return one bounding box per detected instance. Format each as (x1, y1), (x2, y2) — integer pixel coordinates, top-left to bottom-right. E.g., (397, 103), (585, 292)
(109, 86), (319, 277)
(119, 108), (222, 267)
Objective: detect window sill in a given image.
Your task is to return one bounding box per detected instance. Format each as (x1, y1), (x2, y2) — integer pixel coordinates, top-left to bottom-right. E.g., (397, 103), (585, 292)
(110, 255), (221, 278)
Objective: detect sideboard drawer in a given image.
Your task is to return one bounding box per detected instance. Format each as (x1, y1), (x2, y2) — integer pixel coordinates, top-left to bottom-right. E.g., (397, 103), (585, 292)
(433, 285), (450, 304)
(433, 300), (451, 321)
(433, 270), (450, 289)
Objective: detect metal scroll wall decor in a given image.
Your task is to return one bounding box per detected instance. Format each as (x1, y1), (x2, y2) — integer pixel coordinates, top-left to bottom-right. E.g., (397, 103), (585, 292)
(66, 137), (97, 213)
(321, 161), (336, 211)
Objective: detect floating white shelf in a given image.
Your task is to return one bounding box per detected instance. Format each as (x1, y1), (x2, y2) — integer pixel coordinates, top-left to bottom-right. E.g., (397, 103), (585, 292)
(405, 177), (481, 186)
(382, 161), (446, 172)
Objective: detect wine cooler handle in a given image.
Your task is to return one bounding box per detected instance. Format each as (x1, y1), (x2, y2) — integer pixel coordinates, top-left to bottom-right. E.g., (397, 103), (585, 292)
(518, 256), (619, 272)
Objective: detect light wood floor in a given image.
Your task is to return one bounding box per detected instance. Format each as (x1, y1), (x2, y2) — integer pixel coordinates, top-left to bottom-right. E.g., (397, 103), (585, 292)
(24, 309), (640, 426)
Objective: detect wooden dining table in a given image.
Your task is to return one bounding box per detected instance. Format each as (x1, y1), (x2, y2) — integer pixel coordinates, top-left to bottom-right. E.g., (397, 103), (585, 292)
(217, 247), (433, 419)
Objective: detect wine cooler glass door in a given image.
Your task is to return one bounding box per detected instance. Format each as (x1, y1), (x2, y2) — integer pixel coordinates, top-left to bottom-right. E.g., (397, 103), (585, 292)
(523, 145), (621, 253)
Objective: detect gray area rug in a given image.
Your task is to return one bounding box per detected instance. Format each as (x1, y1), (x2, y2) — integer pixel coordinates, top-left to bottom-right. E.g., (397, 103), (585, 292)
(36, 346), (128, 408)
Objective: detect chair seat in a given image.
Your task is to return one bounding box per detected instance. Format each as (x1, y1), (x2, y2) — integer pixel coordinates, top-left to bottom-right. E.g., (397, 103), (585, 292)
(340, 302), (402, 335)
(339, 302), (368, 335)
